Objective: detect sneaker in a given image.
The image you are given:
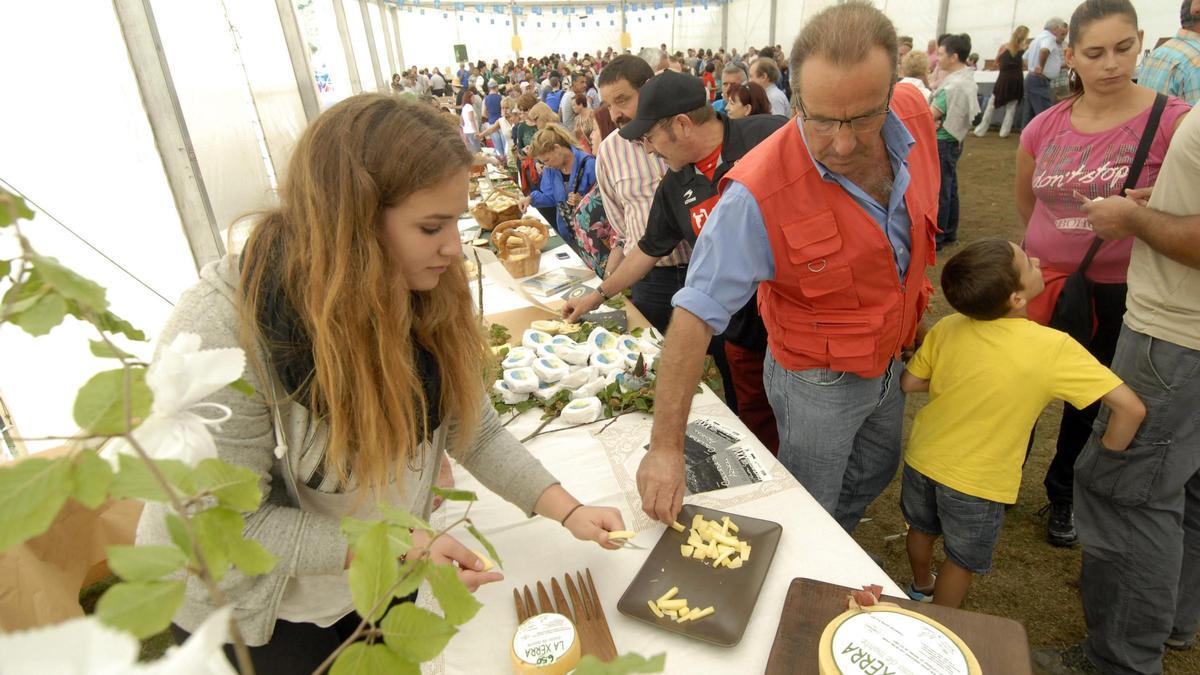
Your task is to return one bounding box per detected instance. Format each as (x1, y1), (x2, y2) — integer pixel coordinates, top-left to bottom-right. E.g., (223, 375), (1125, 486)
(1032, 643), (1100, 674)
(1041, 502), (1078, 548)
(906, 574), (936, 603)
(1166, 631), (1196, 651)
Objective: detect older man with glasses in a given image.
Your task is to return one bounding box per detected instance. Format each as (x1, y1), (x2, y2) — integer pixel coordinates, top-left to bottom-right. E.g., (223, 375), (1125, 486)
(636, 0), (941, 533)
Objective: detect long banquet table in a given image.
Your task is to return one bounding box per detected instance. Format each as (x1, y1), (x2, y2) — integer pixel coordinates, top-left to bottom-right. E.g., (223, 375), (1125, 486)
(416, 178), (904, 674)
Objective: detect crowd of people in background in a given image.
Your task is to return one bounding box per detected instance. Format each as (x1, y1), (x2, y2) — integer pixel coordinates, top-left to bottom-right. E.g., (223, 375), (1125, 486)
(375, 1), (1200, 672)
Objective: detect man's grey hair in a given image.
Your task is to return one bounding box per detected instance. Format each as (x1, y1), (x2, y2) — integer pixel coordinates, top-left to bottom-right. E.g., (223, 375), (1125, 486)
(789, 1), (897, 97)
(638, 47), (668, 70)
(722, 62), (748, 78)
(1044, 17), (1067, 30)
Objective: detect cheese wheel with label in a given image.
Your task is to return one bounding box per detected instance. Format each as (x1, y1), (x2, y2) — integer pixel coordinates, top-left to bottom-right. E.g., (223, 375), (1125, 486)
(818, 605), (982, 675)
(510, 613), (582, 675)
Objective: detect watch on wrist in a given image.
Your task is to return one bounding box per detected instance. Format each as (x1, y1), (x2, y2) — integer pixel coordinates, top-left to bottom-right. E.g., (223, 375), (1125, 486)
(595, 286), (611, 301)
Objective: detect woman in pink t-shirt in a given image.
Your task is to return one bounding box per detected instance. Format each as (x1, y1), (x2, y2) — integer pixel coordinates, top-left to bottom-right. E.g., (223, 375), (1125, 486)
(1014, 0), (1191, 547)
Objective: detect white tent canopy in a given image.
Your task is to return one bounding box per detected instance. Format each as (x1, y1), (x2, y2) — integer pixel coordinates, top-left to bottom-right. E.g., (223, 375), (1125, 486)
(0, 0), (1183, 455)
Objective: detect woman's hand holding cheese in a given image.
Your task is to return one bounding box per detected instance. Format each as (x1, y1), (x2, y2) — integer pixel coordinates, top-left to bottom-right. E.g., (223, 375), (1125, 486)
(410, 528), (505, 591)
(536, 484), (626, 550)
(563, 505), (627, 550)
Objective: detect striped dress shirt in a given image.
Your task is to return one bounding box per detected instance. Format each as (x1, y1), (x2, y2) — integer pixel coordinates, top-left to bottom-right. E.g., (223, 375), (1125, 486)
(595, 132), (692, 267)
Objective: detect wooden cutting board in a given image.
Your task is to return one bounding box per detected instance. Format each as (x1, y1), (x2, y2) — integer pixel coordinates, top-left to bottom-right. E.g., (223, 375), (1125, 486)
(764, 578), (1032, 674)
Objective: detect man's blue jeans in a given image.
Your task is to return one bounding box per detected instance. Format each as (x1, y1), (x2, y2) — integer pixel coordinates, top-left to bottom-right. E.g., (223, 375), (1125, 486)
(1021, 72), (1054, 128)
(936, 138), (962, 245)
(763, 352), (905, 532)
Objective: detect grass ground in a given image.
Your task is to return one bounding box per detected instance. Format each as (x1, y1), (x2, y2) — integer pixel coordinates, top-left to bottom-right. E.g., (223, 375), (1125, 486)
(848, 133), (1199, 673)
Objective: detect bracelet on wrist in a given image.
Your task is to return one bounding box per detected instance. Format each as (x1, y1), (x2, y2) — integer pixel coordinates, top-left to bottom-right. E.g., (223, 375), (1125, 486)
(561, 503), (585, 527)
(595, 286), (611, 301)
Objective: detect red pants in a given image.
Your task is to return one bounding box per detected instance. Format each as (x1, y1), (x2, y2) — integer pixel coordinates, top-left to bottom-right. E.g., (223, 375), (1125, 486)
(724, 342), (779, 455)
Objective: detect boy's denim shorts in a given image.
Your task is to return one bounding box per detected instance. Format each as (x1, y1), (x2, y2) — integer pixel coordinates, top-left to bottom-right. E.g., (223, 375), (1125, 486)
(900, 464), (1006, 574)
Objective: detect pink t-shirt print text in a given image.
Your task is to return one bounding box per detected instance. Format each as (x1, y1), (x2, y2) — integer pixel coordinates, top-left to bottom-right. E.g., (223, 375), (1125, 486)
(1031, 141), (1135, 232)
(1019, 97), (1190, 283)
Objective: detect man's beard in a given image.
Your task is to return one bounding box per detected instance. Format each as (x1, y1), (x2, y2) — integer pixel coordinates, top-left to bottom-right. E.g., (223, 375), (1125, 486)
(614, 114), (630, 127)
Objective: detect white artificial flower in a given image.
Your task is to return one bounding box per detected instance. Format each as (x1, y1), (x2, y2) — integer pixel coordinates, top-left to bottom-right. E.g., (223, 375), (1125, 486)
(0, 608), (236, 675)
(140, 607), (238, 675)
(108, 333), (246, 467)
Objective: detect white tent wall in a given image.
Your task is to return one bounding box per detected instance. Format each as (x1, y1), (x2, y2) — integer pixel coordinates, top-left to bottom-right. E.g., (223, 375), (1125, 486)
(221, 1), (310, 187)
(459, 11), (521, 64)
(727, 0), (771, 50)
(626, 6), (709, 53)
(150, 0), (278, 230)
(673, 6), (723, 51)
(882, 0), (941, 49)
(0, 2), (198, 454)
(396, 10), (461, 73)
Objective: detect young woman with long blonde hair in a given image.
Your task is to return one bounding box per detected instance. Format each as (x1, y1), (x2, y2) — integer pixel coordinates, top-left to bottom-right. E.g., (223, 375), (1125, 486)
(141, 94), (624, 673)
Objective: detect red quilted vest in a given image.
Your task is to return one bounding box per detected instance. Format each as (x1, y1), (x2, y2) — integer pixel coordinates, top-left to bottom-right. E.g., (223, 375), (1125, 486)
(722, 83), (940, 378)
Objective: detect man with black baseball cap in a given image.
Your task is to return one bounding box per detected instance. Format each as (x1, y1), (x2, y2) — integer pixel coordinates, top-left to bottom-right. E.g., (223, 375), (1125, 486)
(567, 69), (788, 454)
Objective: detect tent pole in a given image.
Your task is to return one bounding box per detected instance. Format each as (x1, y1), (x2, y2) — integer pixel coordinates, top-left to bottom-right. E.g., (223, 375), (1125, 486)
(937, 0), (949, 37)
(620, 2), (626, 47)
(274, 0), (319, 122)
(357, 0), (386, 90)
(332, 0), (363, 93)
(721, 0), (728, 51)
(111, 0), (222, 272)
(769, 0), (777, 46)
(377, 0), (397, 76)
(391, 5), (406, 72)
(510, 2), (520, 58)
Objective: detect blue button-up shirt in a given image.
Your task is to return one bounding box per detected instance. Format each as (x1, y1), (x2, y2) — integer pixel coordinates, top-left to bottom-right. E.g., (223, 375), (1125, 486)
(673, 113), (916, 335)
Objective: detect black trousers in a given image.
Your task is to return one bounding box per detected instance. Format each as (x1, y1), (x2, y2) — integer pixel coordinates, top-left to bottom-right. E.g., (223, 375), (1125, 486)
(631, 265), (738, 414)
(1043, 282), (1127, 505)
(171, 594), (415, 675)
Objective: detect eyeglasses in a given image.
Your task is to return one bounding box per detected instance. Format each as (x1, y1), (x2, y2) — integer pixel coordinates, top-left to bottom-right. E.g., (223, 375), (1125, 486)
(795, 88), (893, 136)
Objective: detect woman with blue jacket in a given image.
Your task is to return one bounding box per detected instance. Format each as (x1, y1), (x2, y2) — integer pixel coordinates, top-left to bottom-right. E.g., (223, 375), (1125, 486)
(518, 124), (596, 244)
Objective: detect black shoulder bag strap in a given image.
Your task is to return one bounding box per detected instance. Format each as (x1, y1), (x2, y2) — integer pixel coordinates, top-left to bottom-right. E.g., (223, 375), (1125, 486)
(569, 154), (591, 195)
(1076, 92), (1168, 275)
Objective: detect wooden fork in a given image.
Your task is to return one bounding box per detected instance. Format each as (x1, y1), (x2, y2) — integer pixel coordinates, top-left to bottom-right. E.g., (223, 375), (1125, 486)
(511, 568), (618, 662)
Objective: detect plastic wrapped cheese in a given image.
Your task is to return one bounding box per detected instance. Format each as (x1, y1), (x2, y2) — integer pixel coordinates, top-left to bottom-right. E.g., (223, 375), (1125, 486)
(493, 380), (530, 404)
(522, 329), (553, 349)
(502, 347), (537, 370)
(540, 342), (590, 366)
(586, 327), (619, 353)
(616, 335), (640, 353)
(559, 367), (598, 390)
(533, 381), (564, 401)
(590, 349), (624, 374)
(532, 356), (569, 382)
(557, 342), (591, 365)
(635, 337), (661, 356)
(503, 367), (539, 393)
(549, 334), (577, 347)
(561, 397), (603, 424)
(570, 378), (606, 399)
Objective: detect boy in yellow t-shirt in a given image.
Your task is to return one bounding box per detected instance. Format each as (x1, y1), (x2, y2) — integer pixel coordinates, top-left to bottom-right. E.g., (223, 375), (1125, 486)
(899, 240), (1146, 608)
